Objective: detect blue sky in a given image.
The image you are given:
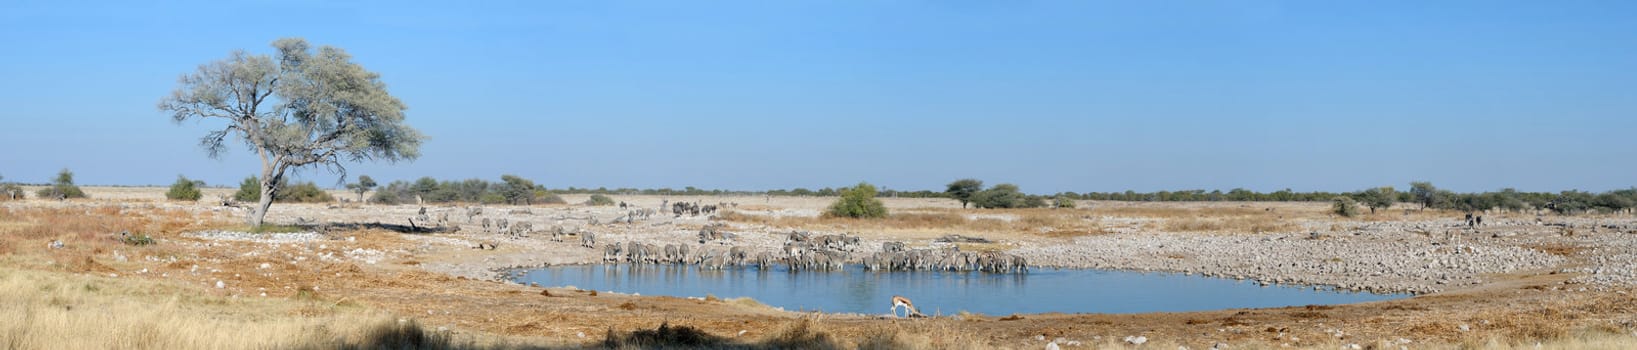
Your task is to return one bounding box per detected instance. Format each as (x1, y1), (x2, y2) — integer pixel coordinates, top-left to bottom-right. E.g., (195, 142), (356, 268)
(1, 1), (1633, 194)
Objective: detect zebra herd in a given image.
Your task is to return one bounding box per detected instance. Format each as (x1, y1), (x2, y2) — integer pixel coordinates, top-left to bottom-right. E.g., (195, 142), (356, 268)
(597, 229), (1028, 274)
(416, 202), (1027, 274)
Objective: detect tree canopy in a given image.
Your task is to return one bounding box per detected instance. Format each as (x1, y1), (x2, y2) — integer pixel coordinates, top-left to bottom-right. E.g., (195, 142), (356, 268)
(160, 38), (424, 227)
(945, 178), (983, 208)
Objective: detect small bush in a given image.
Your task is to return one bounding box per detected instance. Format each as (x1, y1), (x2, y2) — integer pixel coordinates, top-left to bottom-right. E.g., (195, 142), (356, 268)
(121, 232), (155, 246)
(35, 168), (87, 199)
(165, 175), (203, 201)
(1054, 196), (1077, 208)
(971, 183), (1026, 209)
(1332, 196), (1360, 217)
(603, 322), (725, 349)
(825, 182), (888, 219)
(370, 189), (402, 205)
(234, 176), (260, 202)
(277, 182), (334, 203)
(1020, 195), (1048, 208)
(586, 194), (615, 206)
(536, 191), (567, 205)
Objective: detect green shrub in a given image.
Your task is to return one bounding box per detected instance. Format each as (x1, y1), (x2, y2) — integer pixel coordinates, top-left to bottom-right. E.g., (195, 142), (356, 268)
(1332, 196), (1360, 217)
(35, 169), (87, 199)
(234, 176), (260, 202)
(586, 194), (615, 206)
(536, 190), (567, 205)
(165, 175), (203, 201)
(1021, 196), (1048, 208)
(825, 182), (888, 219)
(971, 184), (1026, 209)
(1054, 196), (1077, 208)
(277, 182), (334, 203)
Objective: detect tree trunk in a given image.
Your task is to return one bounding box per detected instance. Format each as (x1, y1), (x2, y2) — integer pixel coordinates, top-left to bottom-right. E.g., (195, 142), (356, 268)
(248, 180), (277, 228)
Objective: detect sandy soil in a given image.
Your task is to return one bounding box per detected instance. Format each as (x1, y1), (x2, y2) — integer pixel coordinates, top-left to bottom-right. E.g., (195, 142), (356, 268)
(4, 187), (1637, 349)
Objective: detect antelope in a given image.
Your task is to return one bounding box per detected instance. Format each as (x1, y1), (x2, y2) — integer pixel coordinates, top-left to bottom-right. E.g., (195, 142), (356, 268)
(891, 295), (926, 318)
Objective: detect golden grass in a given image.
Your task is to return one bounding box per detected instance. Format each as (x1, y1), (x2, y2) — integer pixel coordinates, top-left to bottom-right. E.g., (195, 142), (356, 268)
(0, 268), (384, 349)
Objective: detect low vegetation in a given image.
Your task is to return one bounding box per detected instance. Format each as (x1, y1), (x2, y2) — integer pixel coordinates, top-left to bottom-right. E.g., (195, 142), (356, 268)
(1332, 196), (1360, 217)
(371, 175), (567, 205)
(234, 175), (333, 203)
(824, 182), (888, 219)
(586, 194), (616, 206)
(0, 174), (23, 200)
(165, 175), (204, 201)
(34, 168), (87, 199)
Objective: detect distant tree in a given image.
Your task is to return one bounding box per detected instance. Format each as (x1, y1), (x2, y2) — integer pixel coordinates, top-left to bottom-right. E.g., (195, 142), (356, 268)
(160, 38), (424, 228)
(499, 175), (538, 205)
(971, 183), (1026, 209)
(826, 182), (888, 218)
(166, 175), (204, 201)
(1357, 186), (1396, 214)
(36, 169), (87, 199)
(345, 175), (377, 203)
(415, 177), (448, 201)
(1409, 182), (1439, 211)
(945, 178), (984, 208)
(1332, 197), (1360, 217)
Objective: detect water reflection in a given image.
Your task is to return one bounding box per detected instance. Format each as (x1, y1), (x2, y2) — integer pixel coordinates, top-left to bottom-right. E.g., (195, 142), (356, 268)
(514, 264), (1406, 315)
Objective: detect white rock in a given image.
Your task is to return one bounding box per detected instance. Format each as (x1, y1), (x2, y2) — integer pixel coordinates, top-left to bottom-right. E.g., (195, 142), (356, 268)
(1045, 342), (1059, 350)
(1124, 335), (1147, 345)
(215, 280), (225, 288)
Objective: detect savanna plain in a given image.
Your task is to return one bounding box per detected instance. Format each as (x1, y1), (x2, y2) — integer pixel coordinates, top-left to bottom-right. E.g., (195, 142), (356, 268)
(4, 186), (1637, 349)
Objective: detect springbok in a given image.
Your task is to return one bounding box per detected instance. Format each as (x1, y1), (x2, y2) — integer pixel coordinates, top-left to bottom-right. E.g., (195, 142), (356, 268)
(890, 295), (925, 318)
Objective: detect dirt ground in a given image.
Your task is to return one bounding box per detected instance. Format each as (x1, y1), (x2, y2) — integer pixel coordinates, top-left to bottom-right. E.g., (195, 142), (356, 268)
(4, 187), (1637, 349)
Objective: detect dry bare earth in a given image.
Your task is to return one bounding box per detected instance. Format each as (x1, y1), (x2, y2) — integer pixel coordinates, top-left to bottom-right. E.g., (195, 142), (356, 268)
(2, 187), (1637, 349)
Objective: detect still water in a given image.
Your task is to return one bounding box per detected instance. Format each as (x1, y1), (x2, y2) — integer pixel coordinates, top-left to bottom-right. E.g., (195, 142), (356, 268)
(513, 264), (1408, 315)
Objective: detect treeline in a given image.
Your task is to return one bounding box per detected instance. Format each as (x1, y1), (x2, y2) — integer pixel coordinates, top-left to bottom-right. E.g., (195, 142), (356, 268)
(1064, 182), (1637, 215)
(370, 175), (567, 205)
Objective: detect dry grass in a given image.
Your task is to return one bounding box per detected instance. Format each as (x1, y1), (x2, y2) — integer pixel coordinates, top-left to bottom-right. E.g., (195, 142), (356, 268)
(0, 268), (389, 350)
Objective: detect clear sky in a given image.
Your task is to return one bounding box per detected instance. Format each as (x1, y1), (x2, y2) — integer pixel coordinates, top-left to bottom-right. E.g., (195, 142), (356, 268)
(2, 1), (1634, 194)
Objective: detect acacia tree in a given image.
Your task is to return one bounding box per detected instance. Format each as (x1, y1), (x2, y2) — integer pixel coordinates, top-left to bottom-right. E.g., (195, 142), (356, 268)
(945, 178), (983, 208)
(346, 175), (377, 203)
(1358, 186), (1396, 214)
(161, 38), (424, 227)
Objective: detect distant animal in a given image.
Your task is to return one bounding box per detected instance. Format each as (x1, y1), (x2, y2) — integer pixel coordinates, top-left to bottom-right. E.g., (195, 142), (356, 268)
(603, 242), (623, 262)
(581, 232), (597, 249)
(891, 295), (925, 318)
(883, 241), (906, 253)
